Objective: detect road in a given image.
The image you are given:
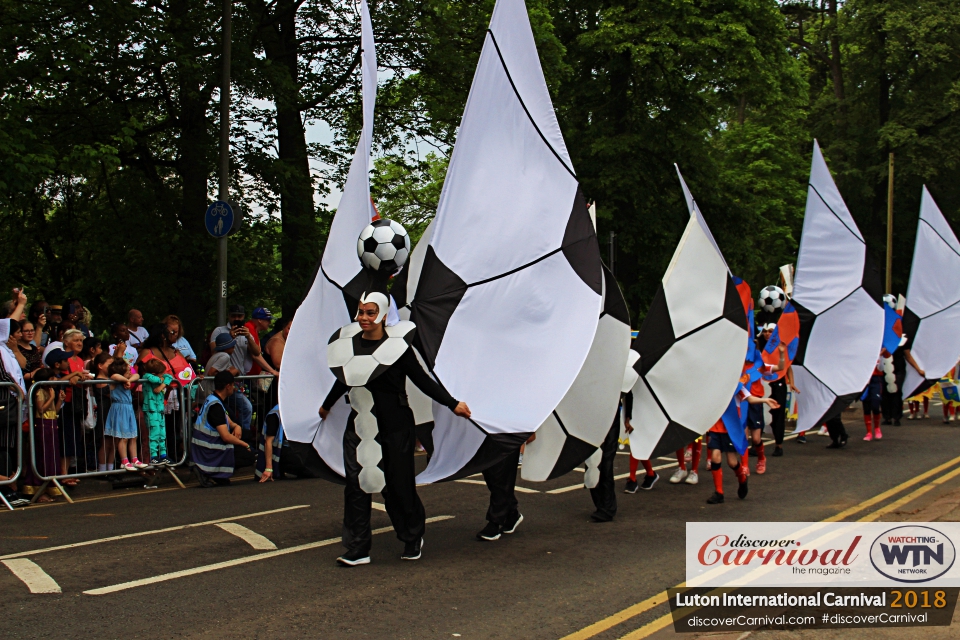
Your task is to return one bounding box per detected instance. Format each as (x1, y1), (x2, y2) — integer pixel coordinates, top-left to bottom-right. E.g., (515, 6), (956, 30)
(3, 408), (960, 639)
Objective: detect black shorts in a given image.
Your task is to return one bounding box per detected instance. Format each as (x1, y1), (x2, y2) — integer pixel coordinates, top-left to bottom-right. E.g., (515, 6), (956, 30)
(747, 403), (764, 431)
(707, 431), (738, 453)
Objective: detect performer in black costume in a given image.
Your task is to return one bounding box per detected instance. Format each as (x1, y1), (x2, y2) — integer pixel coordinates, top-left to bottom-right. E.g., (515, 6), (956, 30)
(588, 390), (632, 522)
(881, 347), (906, 426)
(320, 292), (471, 566)
(476, 436), (531, 541)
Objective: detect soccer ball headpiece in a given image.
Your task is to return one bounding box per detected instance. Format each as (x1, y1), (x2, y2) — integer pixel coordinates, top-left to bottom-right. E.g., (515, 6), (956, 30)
(357, 219), (411, 275)
(757, 285), (786, 314)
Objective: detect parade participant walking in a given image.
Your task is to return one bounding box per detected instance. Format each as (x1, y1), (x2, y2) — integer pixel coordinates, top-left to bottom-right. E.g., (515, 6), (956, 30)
(706, 387), (780, 504)
(319, 293), (471, 566)
(669, 441), (701, 485)
(190, 371), (254, 487)
(862, 357), (884, 441)
(477, 436), (529, 539)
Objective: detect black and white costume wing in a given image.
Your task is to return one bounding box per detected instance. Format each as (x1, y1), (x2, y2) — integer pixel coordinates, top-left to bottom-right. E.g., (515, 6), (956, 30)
(392, 220), (436, 432)
(521, 265), (631, 481)
(902, 187), (960, 398)
(278, 0), (377, 475)
(413, 0), (603, 483)
(626, 185), (748, 461)
(790, 141), (885, 432)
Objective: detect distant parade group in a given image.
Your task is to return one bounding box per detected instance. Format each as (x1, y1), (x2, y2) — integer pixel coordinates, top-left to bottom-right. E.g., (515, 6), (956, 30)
(199, 0), (960, 567)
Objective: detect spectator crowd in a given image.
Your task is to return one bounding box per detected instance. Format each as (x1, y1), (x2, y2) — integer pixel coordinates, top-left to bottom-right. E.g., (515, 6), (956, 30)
(0, 289), (291, 506)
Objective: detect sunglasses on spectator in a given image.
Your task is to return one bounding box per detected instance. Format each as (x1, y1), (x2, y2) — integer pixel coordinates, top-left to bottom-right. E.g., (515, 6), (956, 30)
(22, 328), (35, 333)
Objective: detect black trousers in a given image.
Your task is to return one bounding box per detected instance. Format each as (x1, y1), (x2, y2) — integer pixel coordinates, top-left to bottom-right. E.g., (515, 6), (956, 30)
(825, 415), (848, 445)
(342, 422), (425, 554)
(589, 418), (620, 521)
(881, 374), (904, 421)
(483, 447), (521, 525)
(769, 379), (788, 445)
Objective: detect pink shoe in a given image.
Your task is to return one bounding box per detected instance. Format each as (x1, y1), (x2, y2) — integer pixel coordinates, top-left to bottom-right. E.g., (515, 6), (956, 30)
(863, 433), (873, 442)
(123, 462), (137, 471)
(875, 428), (883, 440)
(132, 459), (149, 469)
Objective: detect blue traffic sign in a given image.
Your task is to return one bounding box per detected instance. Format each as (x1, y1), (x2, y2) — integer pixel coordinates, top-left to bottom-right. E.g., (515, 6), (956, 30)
(205, 200), (234, 238)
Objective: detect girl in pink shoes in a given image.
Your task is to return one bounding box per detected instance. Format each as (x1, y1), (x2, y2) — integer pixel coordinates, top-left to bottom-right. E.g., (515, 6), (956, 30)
(104, 358), (145, 471)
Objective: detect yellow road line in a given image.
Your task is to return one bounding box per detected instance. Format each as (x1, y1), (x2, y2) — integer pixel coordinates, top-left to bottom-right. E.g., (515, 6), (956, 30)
(824, 453), (960, 522)
(858, 464), (960, 523)
(562, 452), (960, 640)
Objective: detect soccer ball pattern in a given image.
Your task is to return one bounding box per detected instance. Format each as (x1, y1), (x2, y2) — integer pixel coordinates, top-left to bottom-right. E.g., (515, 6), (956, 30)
(357, 219), (411, 274)
(626, 212), (749, 462)
(758, 285), (786, 314)
(883, 294), (896, 309)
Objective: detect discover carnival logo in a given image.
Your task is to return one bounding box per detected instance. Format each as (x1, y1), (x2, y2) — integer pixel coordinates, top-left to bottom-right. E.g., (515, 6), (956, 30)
(869, 526), (956, 583)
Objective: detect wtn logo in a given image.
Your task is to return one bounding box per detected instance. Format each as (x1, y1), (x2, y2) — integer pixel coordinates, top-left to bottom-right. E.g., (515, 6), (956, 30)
(879, 543), (944, 567)
(870, 526), (956, 583)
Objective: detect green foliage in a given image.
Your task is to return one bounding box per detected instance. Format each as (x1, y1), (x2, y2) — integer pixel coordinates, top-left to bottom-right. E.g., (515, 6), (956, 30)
(2, 0), (958, 338)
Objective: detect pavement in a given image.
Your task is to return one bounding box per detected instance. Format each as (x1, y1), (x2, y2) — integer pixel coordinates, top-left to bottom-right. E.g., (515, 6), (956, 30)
(4, 408), (960, 639)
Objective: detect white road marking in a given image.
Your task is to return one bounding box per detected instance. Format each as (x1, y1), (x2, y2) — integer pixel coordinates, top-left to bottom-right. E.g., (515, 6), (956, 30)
(2, 559), (61, 593)
(84, 515), (456, 596)
(0, 505), (309, 561)
(455, 479), (539, 493)
(372, 502), (387, 512)
(215, 523), (277, 550)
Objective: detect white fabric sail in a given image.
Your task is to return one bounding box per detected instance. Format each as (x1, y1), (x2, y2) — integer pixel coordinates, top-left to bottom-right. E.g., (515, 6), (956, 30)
(413, 0), (603, 483)
(790, 140), (885, 432)
(278, 0), (377, 475)
(625, 195), (748, 461)
(902, 187), (960, 398)
(521, 264), (631, 482)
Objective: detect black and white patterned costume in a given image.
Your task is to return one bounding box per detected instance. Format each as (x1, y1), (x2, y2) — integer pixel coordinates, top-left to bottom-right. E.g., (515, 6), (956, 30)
(323, 317), (459, 556)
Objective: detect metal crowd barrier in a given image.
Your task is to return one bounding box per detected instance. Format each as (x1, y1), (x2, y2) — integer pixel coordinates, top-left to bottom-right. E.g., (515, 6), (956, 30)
(185, 374), (276, 470)
(0, 382), (25, 511)
(25, 378), (189, 504)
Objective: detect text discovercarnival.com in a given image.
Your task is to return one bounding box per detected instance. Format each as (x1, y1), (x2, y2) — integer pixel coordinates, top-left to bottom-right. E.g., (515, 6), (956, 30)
(672, 522), (960, 631)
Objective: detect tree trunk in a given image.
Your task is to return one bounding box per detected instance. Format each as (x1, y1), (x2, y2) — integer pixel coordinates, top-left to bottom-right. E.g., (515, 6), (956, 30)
(254, 0), (319, 317)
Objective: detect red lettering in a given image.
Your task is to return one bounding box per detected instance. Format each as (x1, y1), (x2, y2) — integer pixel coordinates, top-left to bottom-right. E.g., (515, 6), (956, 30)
(798, 549), (819, 565)
(842, 536), (862, 565)
(820, 549), (843, 565)
(761, 549), (785, 565)
(698, 535), (728, 565)
(785, 549), (798, 565)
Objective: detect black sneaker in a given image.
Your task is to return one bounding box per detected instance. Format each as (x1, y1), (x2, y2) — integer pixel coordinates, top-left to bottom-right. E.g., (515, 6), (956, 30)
(840, 434), (849, 447)
(706, 492), (725, 504)
(640, 473), (659, 490)
(772, 446), (783, 457)
(737, 479), (748, 500)
(502, 512), (523, 534)
(623, 479), (639, 494)
(401, 537), (423, 560)
(796, 435), (807, 444)
(826, 441), (842, 449)
(337, 549), (371, 567)
(477, 522), (501, 541)
(893, 419), (901, 426)
(590, 511), (613, 523)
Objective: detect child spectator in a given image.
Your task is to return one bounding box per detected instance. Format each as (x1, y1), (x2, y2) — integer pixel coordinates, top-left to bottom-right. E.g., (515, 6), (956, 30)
(79, 337), (102, 364)
(23, 369), (64, 502)
(104, 358), (145, 472)
(89, 353), (115, 472)
(140, 359), (173, 465)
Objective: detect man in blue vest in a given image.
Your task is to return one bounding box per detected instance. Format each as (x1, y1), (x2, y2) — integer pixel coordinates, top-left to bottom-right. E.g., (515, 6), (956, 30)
(191, 371), (253, 487)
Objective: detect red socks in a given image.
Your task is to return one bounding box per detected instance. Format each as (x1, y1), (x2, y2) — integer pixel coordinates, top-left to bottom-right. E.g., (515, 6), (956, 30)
(676, 448), (686, 468)
(642, 459), (655, 477)
(629, 456), (639, 481)
(756, 443), (766, 462)
(872, 413), (880, 431)
(710, 462), (723, 494)
(734, 462), (748, 484)
(863, 414), (873, 436)
(691, 442), (701, 470)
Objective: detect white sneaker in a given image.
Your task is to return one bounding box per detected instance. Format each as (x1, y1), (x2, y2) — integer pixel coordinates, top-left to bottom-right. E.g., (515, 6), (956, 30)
(817, 426), (828, 436)
(669, 468), (688, 484)
(685, 471), (699, 485)
(123, 462), (136, 472)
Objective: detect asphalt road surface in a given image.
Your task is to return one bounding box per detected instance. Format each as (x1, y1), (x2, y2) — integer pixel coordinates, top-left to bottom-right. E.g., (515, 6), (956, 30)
(4, 408), (960, 639)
